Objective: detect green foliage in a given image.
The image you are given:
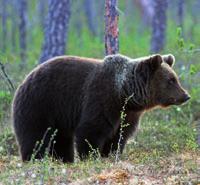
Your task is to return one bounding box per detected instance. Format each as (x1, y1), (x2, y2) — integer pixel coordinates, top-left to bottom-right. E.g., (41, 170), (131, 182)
(124, 104), (198, 164)
(31, 127), (58, 162)
(176, 27), (185, 50)
(0, 128), (18, 156)
(85, 139), (101, 161)
(0, 91), (12, 103)
(67, 26), (104, 58)
(115, 94), (133, 162)
(0, 91), (12, 124)
(190, 64), (198, 75)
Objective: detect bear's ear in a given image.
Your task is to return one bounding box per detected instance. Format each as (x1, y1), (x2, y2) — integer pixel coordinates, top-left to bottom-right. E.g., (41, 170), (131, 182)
(144, 54), (163, 71)
(162, 54), (175, 67)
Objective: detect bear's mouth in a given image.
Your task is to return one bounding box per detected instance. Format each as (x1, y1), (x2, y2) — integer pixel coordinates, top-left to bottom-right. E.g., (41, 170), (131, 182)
(167, 96), (190, 106)
(162, 98), (181, 107)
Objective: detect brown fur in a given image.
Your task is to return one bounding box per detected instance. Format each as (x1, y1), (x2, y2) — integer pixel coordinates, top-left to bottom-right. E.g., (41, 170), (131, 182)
(12, 54), (190, 163)
(47, 55), (102, 63)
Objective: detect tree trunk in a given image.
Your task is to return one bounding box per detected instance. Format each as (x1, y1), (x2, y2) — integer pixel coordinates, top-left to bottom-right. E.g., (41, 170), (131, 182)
(125, 0), (134, 33)
(177, 0), (184, 33)
(72, 1), (83, 37)
(84, 0), (97, 36)
(189, 0), (200, 41)
(1, 0), (7, 52)
(150, 0), (167, 53)
(135, 0), (153, 26)
(11, 0), (18, 53)
(95, 0), (105, 40)
(39, 0), (71, 64)
(37, 0), (48, 29)
(105, 0), (119, 55)
(18, 0), (27, 68)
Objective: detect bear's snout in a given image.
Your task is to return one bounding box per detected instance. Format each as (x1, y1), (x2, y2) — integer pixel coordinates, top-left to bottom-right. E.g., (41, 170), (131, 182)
(175, 92), (191, 105)
(167, 92), (190, 106)
(181, 93), (191, 103)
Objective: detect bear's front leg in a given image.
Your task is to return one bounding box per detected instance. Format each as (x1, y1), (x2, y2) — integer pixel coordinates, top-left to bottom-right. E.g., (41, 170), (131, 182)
(75, 119), (113, 160)
(102, 118), (139, 157)
(101, 129), (126, 157)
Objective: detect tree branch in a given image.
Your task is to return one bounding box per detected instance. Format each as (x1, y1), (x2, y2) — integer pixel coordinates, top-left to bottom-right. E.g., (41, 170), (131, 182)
(0, 62), (15, 93)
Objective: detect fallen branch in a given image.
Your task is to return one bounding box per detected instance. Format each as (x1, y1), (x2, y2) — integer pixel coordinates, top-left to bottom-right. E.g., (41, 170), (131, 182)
(0, 61), (15, 93)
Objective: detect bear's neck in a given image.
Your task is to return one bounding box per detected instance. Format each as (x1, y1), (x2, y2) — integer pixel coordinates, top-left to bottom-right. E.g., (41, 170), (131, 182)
(119, 62), (152, 111)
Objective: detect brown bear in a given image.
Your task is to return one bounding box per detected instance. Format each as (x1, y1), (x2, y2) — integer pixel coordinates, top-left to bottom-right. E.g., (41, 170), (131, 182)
(12, 54), (190, 163)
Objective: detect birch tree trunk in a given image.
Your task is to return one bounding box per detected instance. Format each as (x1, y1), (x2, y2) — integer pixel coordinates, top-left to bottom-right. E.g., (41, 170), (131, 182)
(105, 0), (119, 55)
(150, 0), (167, 53)
(39, 0), (71, 63)
(18, 0), (27, 67)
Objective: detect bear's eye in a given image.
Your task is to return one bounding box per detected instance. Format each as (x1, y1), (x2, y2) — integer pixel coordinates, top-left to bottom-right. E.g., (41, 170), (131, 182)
(168, 78), (176, 85)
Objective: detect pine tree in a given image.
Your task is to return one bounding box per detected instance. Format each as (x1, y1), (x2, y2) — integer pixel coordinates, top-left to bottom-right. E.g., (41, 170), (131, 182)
(18, 0), (28, 67)
(150, 0), (168, 53)
(39, 0), (71, 63)
(105, 0), (119, 55)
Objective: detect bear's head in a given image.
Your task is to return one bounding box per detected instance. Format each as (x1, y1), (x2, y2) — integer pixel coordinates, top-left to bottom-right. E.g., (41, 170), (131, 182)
(103, 54), (190, 110)
(134, 54), (190, 108)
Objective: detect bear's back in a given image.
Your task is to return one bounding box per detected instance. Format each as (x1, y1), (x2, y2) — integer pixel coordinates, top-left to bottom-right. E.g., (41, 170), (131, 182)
(13, 56), (103, 129)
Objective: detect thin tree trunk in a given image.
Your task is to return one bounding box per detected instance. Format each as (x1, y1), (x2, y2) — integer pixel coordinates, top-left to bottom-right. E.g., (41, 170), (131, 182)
(150, 0), (168, 53)
(2, 0), (7, 52)
(37, 0), (47, 29)
(177, 0), (184, 33)
(189, 0), (200, 41)
(125, 0), (134, 33)
(73, 1), (83, 37)
(18, 0), (27, 68)
(135, 0), (153, 26)
(11, 0), (17, 53)
(105, 0), (119, 55)
(39, 0), (71, 64)
(95, 0), (104, 40)
(84, 0), (97, 36)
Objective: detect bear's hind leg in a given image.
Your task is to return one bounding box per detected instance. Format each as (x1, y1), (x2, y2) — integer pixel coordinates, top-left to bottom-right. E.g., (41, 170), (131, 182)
(101, 139), (113, 157)
(19, 130), (53, 162)
(76, 124), (112, 160)
(76, 135), (105, 160)
(20, 139), (44, 162)
(53, 134), (74, 163)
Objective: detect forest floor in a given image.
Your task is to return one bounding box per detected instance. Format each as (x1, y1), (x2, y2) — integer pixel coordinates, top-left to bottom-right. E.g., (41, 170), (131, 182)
(0, 98), (200, 184)
(0, 147), (199, 184)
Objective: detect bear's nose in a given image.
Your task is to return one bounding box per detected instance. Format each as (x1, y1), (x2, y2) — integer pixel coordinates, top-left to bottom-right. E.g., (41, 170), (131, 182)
(182, 94), (191, 102)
